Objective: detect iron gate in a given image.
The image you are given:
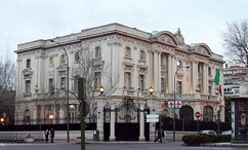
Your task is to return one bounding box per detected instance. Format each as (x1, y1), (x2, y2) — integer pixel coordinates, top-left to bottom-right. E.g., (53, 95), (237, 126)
(103, 96), (149, 141)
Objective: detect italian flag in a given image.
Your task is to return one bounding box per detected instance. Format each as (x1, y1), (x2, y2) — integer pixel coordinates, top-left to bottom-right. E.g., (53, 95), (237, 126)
(214, 69), (222, 96)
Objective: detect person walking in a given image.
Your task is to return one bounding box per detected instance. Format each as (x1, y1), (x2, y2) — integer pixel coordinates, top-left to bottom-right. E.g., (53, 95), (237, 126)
(45, 129), (49, 143)
(154, 127), (163, 143)
(162, 129), (167, 143)
(50, 128), (55, 143)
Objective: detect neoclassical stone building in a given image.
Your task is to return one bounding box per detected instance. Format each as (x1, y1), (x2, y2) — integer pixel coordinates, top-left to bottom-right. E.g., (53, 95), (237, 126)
(15, 23), (224, 140)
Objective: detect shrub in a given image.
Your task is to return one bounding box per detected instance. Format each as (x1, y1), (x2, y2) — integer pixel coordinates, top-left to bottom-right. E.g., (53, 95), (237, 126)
(182, 134), (231, 146)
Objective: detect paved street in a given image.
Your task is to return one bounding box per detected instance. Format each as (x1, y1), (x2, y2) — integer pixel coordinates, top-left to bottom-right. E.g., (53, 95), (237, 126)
(0, 142), (247, 150)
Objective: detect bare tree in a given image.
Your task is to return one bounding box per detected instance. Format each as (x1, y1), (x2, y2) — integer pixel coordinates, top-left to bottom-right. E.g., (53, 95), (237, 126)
(222, 20), (248, 83)
(0, 55), (16, 125)
(223, 20), (248, 67)
(74, 46), (119, 122)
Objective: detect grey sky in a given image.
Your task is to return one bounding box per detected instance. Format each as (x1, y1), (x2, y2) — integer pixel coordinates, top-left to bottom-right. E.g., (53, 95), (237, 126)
(0, 0), (247, 61)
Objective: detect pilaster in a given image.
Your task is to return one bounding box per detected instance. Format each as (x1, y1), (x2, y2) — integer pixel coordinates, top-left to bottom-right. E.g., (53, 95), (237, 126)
(139, 103), (145, 141)
(168, 55), (172, 93)
(109, 104), (116, 140)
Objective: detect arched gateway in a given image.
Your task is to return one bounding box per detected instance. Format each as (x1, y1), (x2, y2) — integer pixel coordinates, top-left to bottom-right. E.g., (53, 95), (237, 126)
(103, 96), (149, 141)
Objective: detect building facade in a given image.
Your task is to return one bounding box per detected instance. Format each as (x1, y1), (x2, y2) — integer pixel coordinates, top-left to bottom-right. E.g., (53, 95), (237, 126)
(15, 23), (224, 140)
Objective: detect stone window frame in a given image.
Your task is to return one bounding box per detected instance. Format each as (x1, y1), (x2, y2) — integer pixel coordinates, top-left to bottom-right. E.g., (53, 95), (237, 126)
(138, 74), (145, 92)
(95, 46), (102, 58)
(94, 72), (101, 89)
(26, 59), (31, 68)
(75, 52), (80, 63)
(124, 46), (132, 59)
(25, 80), (31, 95)
(139, 50), (146, 62)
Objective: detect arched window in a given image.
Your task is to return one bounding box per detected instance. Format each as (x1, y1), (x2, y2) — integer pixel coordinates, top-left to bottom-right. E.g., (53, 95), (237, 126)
(203, 106), (213, 122)
(179, 105), (194, 121)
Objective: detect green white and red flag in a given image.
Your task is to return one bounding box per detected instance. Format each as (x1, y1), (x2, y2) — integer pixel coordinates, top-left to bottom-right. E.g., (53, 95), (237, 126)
(214, 69), (222, 96)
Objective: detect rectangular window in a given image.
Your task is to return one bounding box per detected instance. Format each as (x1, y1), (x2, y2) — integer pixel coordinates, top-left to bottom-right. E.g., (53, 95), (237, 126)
(161, 78), (165, 93)
(208, 67), (211, 76)
(94, 72), (101, 89)
(161, 54), (166, 66)
(37, 105), (41, 123)
(177, 81), (182, 95)
(208, 85), (212, 96)
(49, 78), (54, 94)
(125, 47), (131, 58)
(26, 59), (31, 68)
(95, 47), (101, 58)
(139, 74), (145, 91)
(25, 80), (31, 94)
(124, 72), (132, 89)
(74, 77), (78, 91)
(60, 77), (66, 88)
(140, 50), (146, 61)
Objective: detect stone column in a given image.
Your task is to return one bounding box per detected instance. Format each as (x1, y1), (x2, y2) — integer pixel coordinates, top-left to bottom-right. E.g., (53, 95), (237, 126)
(109, 105), (116, 140)
(154, 52), (158, 94)
(203, 64), (208, 95)
(59, 105), (64, 124)
(158, 52), (161, 94)
(147, 98), (156, 141)
(33, 106), (37, 124)
(139, 103), (145, 141)
(192, 62), (199, 94)
(182, 62), (187, 95)
(168, 55), (172, 93)
(97, 99), (105, 140)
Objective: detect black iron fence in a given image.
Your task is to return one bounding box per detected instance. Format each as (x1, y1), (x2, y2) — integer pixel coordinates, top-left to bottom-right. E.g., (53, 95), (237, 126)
(158, 117), (231, 132)
(0, 123), (96, 131)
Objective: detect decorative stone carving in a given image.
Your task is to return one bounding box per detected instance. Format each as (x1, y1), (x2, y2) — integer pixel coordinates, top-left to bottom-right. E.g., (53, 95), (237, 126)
(174, 28), (185, 45)
(158, 35), (175, 45)
(22, 68), (33, 76)
(197, 46), (211, 56)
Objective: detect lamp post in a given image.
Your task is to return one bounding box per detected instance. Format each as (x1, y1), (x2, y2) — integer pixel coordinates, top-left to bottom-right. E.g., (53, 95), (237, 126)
(148, 86), (154, 95)
(0, 117), (4, 126)
(49, 114), (54, 124)
(173, 65), (190, 142)
(49, 39), (70, 143)
(99, 86), (105, 96)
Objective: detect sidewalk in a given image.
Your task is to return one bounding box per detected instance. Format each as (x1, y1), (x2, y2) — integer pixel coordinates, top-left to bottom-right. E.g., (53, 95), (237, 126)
(201, 142), (248, 148)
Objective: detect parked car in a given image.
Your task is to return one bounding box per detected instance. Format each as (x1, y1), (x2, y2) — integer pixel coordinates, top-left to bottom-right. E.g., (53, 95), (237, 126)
(221, 130), (232, 137)
(199, 130), (217, 136)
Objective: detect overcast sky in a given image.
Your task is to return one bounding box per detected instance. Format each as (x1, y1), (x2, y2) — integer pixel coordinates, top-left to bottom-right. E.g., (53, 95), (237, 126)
(0, 0), (247, 61)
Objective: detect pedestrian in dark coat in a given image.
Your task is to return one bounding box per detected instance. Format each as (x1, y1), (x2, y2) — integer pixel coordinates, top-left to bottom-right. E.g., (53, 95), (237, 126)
(45, 129), (49, 142)
(50, 128), (55, 143)
(154, 127), (163, 143)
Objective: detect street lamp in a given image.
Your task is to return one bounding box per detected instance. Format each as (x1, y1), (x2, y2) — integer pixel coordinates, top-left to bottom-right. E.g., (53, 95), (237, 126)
(148, 86), (154, 95)
(49, 39), (70, 143)
(0, 117), (4, 125)
(173, 65), (190, 142)
(99, 86), (104, 96)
